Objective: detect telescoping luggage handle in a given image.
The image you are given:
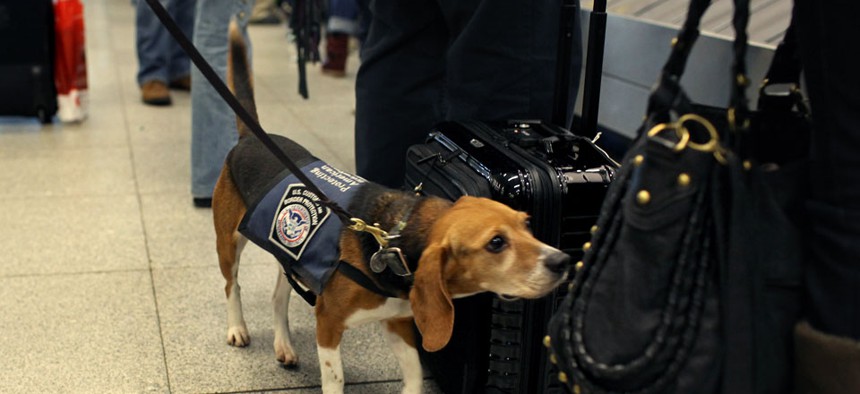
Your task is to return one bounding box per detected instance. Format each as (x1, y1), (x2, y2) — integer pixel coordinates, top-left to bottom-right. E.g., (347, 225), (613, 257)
(552, 0), (607, 140)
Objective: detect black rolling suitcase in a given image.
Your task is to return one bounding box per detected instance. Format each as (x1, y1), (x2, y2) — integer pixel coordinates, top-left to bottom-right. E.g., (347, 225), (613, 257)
(0, 0), (58, 123)
(405, 121), (616, 393)
(404, 1), (612, 392)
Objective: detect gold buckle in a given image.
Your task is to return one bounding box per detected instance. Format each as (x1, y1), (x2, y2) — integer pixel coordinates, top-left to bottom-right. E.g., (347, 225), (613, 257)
(347, 218), (391, 248)
(646, 122), (690, 152)
(646, 114), (728, 164)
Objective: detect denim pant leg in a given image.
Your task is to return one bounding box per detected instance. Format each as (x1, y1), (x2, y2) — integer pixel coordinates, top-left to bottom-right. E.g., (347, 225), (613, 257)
(190, 0), (253, 198)
(327, 0), (359, 35)
(136, 0), (197, 85)
(167, 0), (196, 80)
(136, 0), (173, 85)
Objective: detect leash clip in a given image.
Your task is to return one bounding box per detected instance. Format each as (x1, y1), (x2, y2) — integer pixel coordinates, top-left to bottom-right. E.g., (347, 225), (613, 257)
(370, 247), (412, 277)
(348, 218), (391, 248)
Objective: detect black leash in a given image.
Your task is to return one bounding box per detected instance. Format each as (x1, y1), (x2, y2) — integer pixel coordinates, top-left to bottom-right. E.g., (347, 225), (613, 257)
(144, 0), (415, 301)
(142, 0), (353, 225)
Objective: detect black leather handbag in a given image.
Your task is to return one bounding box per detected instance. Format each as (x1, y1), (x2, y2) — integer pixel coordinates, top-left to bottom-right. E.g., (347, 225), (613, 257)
(545, 0), (808, 392)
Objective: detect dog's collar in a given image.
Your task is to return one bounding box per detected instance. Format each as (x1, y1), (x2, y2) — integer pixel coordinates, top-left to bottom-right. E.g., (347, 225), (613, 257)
(336, 261), (398, 298)
(346, 192), (424, 299)
(348, 186), (419, 250)
(368, 192), (422, 281)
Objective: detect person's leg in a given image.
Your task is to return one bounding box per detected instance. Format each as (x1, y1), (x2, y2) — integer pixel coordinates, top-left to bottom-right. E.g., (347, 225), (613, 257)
(190, 0), (253, 203)
(794, 1), (860, 392)
(795, 0), (860, 341)
(440, 0), (582, 128)
(355, 0), (370, 45)
(327, 0), (359, 35)
(136, 0), (175, 104)
(322, 0), (360, 76)
(136, 0), (171, 85)
(354, 0), (447, 188)
(167, 0), (196, 87)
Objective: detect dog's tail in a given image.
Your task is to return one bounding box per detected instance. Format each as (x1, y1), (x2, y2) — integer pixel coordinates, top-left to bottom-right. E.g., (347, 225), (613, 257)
(227, 19), (257, 139)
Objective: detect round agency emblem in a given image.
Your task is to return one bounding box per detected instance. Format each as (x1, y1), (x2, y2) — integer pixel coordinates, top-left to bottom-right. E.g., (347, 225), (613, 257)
(276, 204), (311, 248)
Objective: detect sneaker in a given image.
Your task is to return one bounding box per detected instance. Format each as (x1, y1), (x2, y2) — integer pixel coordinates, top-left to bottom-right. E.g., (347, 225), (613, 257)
(169, 75), (191, 91)
(141, 80), (172, 106)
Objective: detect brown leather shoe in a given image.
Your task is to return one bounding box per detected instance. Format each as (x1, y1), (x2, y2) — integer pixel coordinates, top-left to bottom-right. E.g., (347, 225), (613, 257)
(141, 80), (172, 106)
(169, 75), (191, 91)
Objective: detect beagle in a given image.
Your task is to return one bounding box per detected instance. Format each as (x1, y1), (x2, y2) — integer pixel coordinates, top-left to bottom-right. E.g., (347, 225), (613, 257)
(212, 22), (572, 394)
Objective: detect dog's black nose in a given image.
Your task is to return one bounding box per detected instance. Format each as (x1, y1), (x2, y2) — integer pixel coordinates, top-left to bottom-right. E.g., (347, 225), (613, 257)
(545, 251), (572, 274)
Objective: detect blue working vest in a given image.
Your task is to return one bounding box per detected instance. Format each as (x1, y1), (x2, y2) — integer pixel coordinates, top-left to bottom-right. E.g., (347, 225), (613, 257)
(238, 160), (367, 295)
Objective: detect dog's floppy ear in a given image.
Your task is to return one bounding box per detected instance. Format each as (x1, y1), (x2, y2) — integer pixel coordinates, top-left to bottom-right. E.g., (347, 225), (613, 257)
(409, 243), (454, 352)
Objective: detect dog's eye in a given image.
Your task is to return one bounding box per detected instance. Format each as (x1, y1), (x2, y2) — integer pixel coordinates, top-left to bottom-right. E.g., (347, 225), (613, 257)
(486, 236), (507, 253)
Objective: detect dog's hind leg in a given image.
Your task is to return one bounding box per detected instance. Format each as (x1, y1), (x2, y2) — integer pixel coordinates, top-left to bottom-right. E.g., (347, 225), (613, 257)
(273, 266), (298, 367)
(223, 236), (250, 346)
(214, 166), (251, 347)
(382, 318), (424, 394)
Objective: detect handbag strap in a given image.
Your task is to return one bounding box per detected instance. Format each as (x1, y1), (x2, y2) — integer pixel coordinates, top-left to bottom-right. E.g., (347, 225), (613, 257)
(758, 21), (804, 112)
(648, 0), (752, 126)
(742, 14), (806, 162)
(761, 24), (801, 87)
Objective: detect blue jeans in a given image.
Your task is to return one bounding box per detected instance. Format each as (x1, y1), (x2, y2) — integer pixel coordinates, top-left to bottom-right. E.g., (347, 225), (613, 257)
(327, 0), (359, 35)
(190, 0), (253, 198)
(135, 0), (196, 85)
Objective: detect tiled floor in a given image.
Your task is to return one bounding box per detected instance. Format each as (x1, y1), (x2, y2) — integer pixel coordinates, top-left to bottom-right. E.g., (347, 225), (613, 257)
(0, 0), (440, 393)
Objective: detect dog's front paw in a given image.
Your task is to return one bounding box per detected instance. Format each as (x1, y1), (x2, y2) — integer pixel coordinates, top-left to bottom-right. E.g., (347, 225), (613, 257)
(275, 339), (298, 368)
(401, 385), (422, 394)
(227, 325), (250, 347)
(400, 380), (423, 394)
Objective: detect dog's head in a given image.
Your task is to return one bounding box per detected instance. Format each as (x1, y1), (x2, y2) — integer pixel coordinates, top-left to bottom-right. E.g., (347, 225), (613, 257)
(409, 196), (571, 351)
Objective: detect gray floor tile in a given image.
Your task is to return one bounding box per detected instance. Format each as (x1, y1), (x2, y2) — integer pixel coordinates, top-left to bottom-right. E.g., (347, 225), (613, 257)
(0, 271), (168, 394)
(0, 195), (148, 277)
(0, 117), (125, 154)
(257, 72), (358, 108)
(120, 83), (193, 121)
(153, 264), (405, 393)
(133, 144), (190, 195)
(140, 192), (274, 269)
(286, 105), (357, 173)
(254, 105), (353, 172)
(258, 379), (442, 393)
(125, 102), (193, 148)
(0, 146), (136, 198)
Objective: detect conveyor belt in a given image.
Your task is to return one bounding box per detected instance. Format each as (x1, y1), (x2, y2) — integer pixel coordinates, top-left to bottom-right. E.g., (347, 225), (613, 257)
(574, 0), (795, 138)
(582, 0), (792, 46)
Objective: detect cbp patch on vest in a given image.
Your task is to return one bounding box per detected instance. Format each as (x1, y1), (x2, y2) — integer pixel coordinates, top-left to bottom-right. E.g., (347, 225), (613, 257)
(239, 160), (366, 296)
(270, 184), (331, 260)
